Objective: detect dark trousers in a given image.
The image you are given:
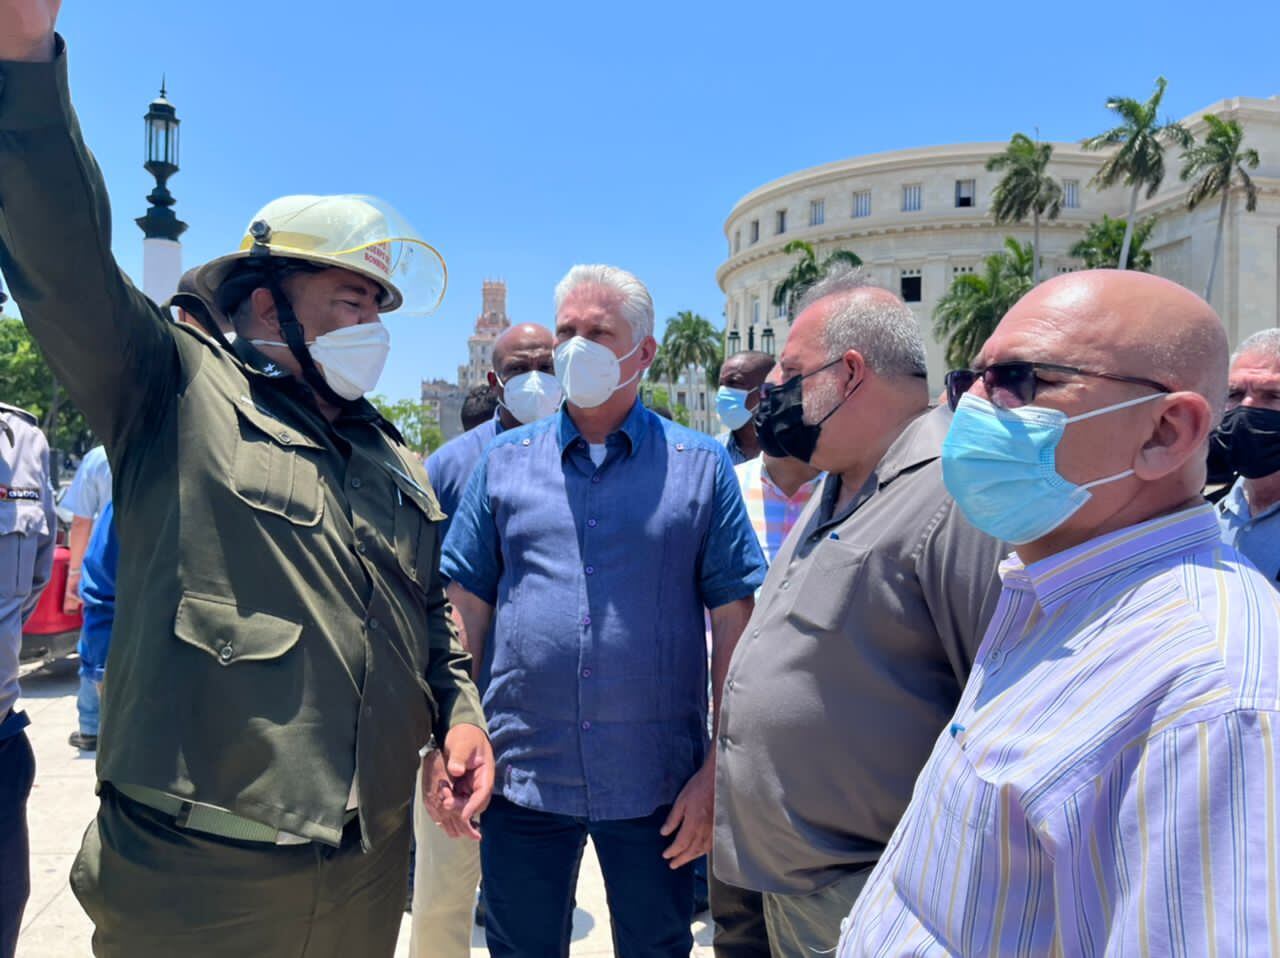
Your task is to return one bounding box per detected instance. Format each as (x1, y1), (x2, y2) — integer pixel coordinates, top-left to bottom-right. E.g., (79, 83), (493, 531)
(70, 785), (411, 958)
(709, 862), (771, 958)
(480, 794), (694, 958)
(0, 731), (35, 958)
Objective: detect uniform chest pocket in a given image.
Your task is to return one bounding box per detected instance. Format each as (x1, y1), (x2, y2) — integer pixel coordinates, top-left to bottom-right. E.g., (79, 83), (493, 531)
(788, 539), (871, 633)
(231, 401), (325, 527)
(0, 503), (48, 599)
(384, 463), (446, 586)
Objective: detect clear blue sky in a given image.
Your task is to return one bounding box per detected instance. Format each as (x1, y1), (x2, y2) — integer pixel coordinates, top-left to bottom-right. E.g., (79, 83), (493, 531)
(23, 0), (1280, 401)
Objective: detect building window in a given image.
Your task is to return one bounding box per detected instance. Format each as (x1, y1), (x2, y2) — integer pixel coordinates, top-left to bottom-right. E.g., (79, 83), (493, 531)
(952, 265), (974, 275)
(1063, 179), (1079, 209)
(852, 190), (871, 218)
(955, 179), (976, 208)
(900, 268), (922, 302)
(775, 292), (786, 319)
(677, 391), (687, 407)
(902, 184), (922, 212)
(751, 297), (761, 327)
(775, 209), (787, 234)
(810, 199), (825, 226)
(750, 220), (760, 244)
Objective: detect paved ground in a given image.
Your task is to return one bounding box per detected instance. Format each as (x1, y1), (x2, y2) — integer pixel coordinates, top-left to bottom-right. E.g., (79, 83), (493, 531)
(14, 664), (714, 957)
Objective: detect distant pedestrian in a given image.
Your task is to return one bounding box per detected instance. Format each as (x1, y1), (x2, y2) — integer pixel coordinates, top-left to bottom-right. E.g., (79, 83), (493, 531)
(716, 351), (775, 465)
(0, 401), (56, 958)
(461, 385), (499, 432)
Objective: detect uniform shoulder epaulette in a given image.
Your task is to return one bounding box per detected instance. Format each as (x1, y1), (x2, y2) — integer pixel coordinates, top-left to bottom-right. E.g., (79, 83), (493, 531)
(0, 402), (39, 426)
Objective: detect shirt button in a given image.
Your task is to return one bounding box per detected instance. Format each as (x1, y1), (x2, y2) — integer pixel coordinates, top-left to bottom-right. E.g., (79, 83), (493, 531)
(780, 580), (791, 590)
(675, 443), (685, 452)
(591, 475), (601, 484)
(350, 477), (363, 489)
(719, 734), (729, 747)
(581, 721), (592, 731)
(218, 644), (233, 662)
(987, 649), (1004, 670)
(727, 679), (735, 691)
(522, 438), (531, 446)
(277, 431), (291, 443)
(752, 629), (760, 638)
(583, 616), (591, 626)
(588, 518), (598, 528)
(585, 566), (595, 575)
(365, 706), (374, 717)
(582, 668), (592, 678)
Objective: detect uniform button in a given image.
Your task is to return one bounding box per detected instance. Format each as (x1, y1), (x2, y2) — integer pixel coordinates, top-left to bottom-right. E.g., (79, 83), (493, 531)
(588, 519), (598, 528)
(582, 668), (592, 678)
(368, 618), (380, 631)
(356, 542), (367, 554)
(581, 721), (592, 731)
(350, 477), (363, 489)
(585, 566), (595, 575)
(218, 644), (233, 662)
(277, 431), (291, 443)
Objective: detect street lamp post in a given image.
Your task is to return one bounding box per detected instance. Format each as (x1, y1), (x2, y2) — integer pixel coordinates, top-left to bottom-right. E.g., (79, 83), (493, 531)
(135, 80), (187, 304)
(726, 329), (741, 356)
(761, 325), (776, 356)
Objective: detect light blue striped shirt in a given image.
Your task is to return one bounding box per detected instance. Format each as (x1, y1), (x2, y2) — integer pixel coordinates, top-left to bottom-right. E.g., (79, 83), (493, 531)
(840, 504), (1280, 957)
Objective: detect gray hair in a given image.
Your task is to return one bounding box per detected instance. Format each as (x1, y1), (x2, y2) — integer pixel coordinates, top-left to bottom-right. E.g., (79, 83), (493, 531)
(1232, 328), (1280, 366)
(554, 264), (654, 345)
(794, 263), (927, 377)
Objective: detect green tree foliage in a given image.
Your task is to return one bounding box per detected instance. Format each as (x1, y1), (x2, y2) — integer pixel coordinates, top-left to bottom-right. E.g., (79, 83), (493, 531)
(1179, 114), (1261, 299)
(639, 384), (690, 426)
(368, 394), (445, 457)
(933, 238), (1034, 369)
(986, 134), (1063, 285)
(1069, 215), (1154, 271)
(650, 311), (723, 388)
(0, 317), (94, 477)
(770, 240), (863, 321)
(1082, 76), (1192, 270)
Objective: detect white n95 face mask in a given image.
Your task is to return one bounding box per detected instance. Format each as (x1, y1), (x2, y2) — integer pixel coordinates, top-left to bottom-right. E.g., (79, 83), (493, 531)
(497, 370), (563, 424)
(553, 336), (641, 409)
(252, 322), (391, 401)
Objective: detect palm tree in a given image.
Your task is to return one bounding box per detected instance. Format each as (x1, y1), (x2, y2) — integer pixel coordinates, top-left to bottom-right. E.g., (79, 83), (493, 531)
(1179, 114), (1261, 300)
(770, 240), (862, 320)
(1082, 76), (1192, 270)
(1069, 215), (1155, 271)
(650, 311), (723, 423)
(933, 238), (1034, 368)
(986, 133), (1063, 285)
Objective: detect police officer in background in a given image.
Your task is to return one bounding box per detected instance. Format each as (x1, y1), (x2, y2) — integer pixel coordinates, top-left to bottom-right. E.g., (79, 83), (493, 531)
(0, 397), (56, 958)
(0, 5), (490, 956)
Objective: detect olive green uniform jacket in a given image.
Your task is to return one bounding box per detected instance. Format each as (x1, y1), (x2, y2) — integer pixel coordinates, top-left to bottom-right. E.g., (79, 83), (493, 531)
(0, 40), (485, 850)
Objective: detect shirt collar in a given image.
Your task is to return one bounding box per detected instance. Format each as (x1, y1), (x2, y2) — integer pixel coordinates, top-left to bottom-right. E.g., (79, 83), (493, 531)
(998, 504), (1224, 615)
(760, 460), (823, 502)
(557, 398), (651, 458)
(875, 405), (948, 486)
(1218, 476), (1280, 523)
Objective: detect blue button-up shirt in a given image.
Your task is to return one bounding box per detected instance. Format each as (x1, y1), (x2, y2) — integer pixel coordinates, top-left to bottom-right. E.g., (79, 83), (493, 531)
(425, 414), (505, 540)
(442, 400), (766, 820)
(1217, 477), (1280, 588)
(78, 500), (118, 682)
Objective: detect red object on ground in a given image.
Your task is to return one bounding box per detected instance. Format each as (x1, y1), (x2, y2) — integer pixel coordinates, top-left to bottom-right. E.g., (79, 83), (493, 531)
(23, 545), (82, 636)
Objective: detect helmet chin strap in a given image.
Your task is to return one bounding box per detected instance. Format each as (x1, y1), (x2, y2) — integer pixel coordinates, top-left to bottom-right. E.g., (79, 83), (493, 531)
(248, 223), (352, 410)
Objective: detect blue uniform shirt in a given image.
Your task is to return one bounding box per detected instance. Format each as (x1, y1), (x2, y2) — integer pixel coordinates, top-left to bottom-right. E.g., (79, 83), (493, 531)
(78, 500), (118, 682)
(442, 400), (766, 820)
(425, 414), (505, 540)
(1218, 477), (1280, 588)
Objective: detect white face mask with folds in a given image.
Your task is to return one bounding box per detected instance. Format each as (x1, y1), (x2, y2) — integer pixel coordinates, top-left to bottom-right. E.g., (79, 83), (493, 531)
(496, 370), (563, 424)
(252, 323), (391, 400)
(553, 336), (641, 409)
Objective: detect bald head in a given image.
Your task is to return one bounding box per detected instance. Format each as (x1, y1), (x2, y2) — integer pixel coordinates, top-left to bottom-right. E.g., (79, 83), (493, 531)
(719, 351), (775, 391)
(986, 270), (1228, 417)
(493, 323), (555, 380)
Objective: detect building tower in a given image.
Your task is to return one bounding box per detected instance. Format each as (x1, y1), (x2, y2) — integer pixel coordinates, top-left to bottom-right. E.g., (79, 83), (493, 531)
(457, 280), (512, 388)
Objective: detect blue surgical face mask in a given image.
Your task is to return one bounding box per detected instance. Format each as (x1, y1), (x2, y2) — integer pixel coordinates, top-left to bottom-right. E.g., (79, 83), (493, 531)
(716, 386), (756, 431)
(941, 392), (1163, 545)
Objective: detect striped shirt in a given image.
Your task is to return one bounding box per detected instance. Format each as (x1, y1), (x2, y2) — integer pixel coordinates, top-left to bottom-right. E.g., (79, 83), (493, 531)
(840, 504), (1280, 957)
(733, 456), (822, 563)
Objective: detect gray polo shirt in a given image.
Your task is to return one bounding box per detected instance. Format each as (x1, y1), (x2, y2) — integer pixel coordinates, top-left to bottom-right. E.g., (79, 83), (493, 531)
(713, 405), (1005, 896)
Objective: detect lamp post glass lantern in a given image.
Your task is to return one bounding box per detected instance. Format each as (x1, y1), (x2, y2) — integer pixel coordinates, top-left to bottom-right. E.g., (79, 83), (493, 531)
(136, 79), (187, 242)
(761, 326), (775, 356)
(726, 329), (741, 355)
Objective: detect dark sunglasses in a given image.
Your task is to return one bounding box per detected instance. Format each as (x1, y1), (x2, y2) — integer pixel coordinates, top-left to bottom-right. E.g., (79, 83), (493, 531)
(945, 361), (1171, 412)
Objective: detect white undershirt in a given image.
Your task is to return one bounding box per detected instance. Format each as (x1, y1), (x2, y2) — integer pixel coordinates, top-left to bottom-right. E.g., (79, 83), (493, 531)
(588, 443), (608, 467)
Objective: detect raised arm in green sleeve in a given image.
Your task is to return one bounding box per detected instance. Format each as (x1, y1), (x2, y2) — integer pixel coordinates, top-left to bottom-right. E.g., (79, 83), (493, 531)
(0, 39), (181, 449)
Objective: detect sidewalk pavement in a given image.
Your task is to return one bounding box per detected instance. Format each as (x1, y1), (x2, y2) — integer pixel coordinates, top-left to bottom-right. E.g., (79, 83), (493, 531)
(14, 665), (714, 957)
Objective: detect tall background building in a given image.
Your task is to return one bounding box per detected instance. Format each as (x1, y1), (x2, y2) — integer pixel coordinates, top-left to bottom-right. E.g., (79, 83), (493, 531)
(719, 95), (1280, 386)
(458, 280), (512, 388)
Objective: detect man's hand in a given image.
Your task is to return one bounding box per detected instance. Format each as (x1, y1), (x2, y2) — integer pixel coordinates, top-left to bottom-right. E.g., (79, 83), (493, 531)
(436, 723), (493, 841)
(0, 0), (61, 62)
(420, 748), (468, 839)
(63, 568), (82, 614)
(660, 759), (714, 870)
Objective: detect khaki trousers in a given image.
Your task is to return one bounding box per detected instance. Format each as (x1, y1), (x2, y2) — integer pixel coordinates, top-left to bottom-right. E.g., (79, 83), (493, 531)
(71, 785), (410, 958)
(761, 864), (875, 958)
(409, 772), (482, 958)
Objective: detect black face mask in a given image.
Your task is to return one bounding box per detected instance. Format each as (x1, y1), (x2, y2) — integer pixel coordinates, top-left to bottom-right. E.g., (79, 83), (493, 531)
(1209, 405), (1280, 480)
(754, 359), (858, 463)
